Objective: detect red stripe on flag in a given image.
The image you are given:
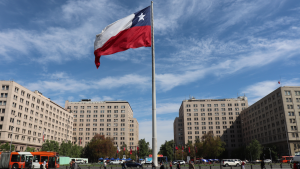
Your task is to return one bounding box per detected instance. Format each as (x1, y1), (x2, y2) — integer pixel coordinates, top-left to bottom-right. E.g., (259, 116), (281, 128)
(94, 26), (151, 68)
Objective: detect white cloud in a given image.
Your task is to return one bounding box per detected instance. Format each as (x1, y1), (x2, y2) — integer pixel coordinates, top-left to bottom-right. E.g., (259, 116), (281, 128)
(241, 78), (300, 105)
(139, 119), (174, 149)
(157, 103), (180, 114)
(90, 96), (114, 101)
(25, 73), (150, 93)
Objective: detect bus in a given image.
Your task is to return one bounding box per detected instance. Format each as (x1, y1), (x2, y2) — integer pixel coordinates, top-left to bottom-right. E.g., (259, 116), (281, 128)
(0, 151), (59, 169)
(280, 156), (293, 163)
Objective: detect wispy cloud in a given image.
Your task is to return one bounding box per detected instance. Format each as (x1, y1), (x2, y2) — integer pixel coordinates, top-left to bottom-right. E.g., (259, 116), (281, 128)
(25, 72), (150, 93)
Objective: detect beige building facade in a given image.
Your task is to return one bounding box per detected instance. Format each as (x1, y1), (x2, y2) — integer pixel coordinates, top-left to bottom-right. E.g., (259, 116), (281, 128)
(174, 96), (248, 152)
(65, 100), (139, 151)
(241, 86), (300, 156)
(0, 81), (73, 151)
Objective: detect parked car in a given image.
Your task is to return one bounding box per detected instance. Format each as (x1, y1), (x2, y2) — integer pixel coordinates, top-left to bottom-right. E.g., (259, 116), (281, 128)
(264, 159), (272, 163)
(110, 160), (122, 164)
(75, 159), (84, 164)
(173, 160), (185, 165)
(221, 159), (241, 167)
(125, 161), (143, 168)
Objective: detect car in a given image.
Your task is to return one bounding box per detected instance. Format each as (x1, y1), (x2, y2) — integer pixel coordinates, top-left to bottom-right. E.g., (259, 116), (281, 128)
(221, 159), (241, 167)
(139, 160), (145, 164)
(264, 159), (272, 163)
(173, 160), (185, 165)
(125, 161), (143, 168)
(110, 160), (122, 164)
(75, 159), (84, 164)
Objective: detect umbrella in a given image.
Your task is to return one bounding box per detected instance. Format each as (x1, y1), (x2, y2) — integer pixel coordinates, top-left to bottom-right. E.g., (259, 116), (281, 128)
(116, 158), (120, 160)
(122, 158), (127, 160)
(111, 158), (115, 161)
(99, 158), (103, 160)
(139, 159), (144, 161)
(209, 159), (214, 161)
(214, 159), (219, 161)
(201, 159), (207, 162)
(105, 158), (109, 160)
(127, 158), (132, 161)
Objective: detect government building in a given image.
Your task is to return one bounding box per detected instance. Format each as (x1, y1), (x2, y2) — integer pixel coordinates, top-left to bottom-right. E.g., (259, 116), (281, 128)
(0, 80), (139, 152)
(65, 99), (139, 151)
(0, 81), (73, 151)
(174, 96), (248, 152)
(241, 86), (300, 156)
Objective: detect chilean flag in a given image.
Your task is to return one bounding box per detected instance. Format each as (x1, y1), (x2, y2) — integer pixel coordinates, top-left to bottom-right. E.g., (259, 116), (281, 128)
(130, 147), (132, 154)
(94, 6), (151, 69)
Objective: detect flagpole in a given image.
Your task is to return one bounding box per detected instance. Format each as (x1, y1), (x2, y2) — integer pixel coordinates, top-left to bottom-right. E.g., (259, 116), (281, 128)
(151, 1), (158, 167)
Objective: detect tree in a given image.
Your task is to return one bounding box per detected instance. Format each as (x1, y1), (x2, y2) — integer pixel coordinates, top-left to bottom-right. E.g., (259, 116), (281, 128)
(159, 140), (174, 161)
(246, 139), (262, 161)
(71, 144), (83, 158)
(26, 147), (36, 152)
(138, 139), (150, 158)
(195, 133), (225, 159)
(263, 144), (278, 161)
(88, 134), (116, 161)
(59, 141), (73, 157)
(41, 140), (59, 152)
(0, 143), (15, 152)
(175, 149), (187, 160)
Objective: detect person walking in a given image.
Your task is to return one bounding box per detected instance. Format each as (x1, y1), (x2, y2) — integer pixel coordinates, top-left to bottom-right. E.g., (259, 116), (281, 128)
(241, 161), (245, 169)
(188, 161), (195, 169)
(261, 160), (265, 169)
(169, 161), (172, 169)
(71, 159), (78, 169)
(160, 162), (165, 169)
(28, 160), (32, 169)
(177, 162), (181, 169)
(43, 160), (47, 169)
(104, 161), (107, 169)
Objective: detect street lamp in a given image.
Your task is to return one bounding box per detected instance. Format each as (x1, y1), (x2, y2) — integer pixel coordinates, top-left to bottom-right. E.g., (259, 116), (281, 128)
(10, 115), (17, 152)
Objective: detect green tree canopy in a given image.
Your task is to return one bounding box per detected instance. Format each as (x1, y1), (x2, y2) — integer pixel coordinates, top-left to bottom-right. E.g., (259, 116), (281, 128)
(0, 142), (15, 152)
(246, 139), (262, 161)
(195, 132), (225, 158)
(41, 140), (59, 152)
(159, 140), (174, 161)
(26, 147), (36, 152)
(138, 138), (150, 158)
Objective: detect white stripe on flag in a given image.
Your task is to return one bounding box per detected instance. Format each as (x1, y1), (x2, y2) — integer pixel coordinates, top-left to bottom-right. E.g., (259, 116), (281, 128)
(94, 14), (135, 50)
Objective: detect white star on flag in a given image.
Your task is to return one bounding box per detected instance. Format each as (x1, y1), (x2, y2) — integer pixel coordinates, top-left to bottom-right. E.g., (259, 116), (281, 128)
(138, 13), (145, 22)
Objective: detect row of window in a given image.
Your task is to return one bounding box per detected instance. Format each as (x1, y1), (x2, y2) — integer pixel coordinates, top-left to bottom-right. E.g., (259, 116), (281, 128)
(73, 114), (125, 118)
(71, 105), (126, 109)
(73, 110), (126, 113)
(186, 108), (244, 112)
(186, 103), (246, 107)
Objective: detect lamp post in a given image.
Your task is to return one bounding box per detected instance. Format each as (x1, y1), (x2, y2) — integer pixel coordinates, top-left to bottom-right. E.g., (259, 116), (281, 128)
(10, 115), (17, 152)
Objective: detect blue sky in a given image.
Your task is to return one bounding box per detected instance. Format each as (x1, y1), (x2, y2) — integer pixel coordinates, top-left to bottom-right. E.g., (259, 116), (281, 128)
(1, 0), (300, 148)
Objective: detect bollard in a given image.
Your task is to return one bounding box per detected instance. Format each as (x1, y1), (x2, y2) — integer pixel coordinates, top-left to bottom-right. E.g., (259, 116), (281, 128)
(231, 166), (232, 169)
(89, 166), (90, 169)
(270, 164), (272, 169)
(199, 166), (201, 169)
(210, 166), (212, 169)
(280, 163), (282, 169)
(251, 165), (252, 169)
(66, 166), (68, 169)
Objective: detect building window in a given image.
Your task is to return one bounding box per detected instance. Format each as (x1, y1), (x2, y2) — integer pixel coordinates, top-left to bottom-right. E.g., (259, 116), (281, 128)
(285, 91), (291, 95)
